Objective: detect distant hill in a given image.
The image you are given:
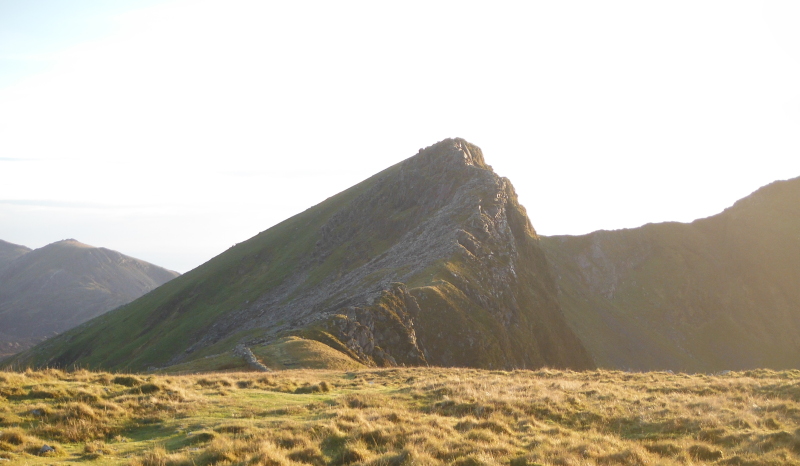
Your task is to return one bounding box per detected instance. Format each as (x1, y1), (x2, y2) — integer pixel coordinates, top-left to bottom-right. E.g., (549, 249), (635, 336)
(542, 176), (800, 372)
(11, 139), (594, 372)
(0, 239), (179, 359)
(0, 239), (31, 272)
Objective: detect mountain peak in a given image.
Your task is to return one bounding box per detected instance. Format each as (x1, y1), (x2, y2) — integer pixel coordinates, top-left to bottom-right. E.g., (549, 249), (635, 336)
(416, 137), (491, 172)
(15, 139), (593, 372)
(49, 239), (93, 248)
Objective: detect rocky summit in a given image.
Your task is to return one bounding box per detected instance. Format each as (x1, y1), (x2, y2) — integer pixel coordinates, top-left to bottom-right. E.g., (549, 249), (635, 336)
(12, 139), (594, 372)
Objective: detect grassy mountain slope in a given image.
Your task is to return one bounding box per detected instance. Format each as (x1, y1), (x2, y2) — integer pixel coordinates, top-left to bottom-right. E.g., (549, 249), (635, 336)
(542, 176), (800, 372)
(0, 239), (31, 272)
(0, 240), (179, 358)
(12, 139), (594, 372)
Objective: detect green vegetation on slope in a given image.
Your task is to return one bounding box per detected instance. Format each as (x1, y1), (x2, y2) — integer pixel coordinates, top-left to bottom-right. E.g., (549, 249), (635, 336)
(2, 367), (800, 465)
(14, 165), (393, 371)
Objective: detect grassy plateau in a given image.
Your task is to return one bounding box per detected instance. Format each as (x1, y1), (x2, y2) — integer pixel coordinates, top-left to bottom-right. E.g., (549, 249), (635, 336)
(1, 368), (800, 465)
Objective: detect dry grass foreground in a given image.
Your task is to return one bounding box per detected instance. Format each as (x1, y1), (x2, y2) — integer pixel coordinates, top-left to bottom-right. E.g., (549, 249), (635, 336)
(1, 368), (800, 465)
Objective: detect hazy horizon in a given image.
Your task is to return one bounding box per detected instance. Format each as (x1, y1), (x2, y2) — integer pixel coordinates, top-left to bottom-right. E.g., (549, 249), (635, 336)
(2, 1), (799, 273)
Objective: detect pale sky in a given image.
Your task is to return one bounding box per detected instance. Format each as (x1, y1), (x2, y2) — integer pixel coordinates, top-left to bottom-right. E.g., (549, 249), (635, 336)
(1, 1), (799, 273)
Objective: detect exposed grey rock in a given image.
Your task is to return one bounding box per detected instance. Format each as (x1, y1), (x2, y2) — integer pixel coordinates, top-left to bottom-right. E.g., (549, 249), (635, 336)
(233, 344), (271, 372)
(39, 444), (55, 455)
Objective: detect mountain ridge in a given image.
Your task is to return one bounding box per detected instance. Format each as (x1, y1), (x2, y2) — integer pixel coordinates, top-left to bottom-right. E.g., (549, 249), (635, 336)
(9, 141), (800, 373)
(11, 138), (594, 372)
(541, 175), (800, 371)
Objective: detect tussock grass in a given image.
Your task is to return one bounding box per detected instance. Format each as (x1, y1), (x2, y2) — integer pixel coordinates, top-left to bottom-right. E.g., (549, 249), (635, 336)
(1, 368), (800, 464)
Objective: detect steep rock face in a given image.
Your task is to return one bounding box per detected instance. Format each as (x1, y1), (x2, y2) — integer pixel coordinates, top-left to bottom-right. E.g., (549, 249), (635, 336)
(323, 284), (426, 367)
(542, 176), (800, 372)
(282, 139), (591, 369)
(16, 139), (594, 371)
(0, 240), (179, 358)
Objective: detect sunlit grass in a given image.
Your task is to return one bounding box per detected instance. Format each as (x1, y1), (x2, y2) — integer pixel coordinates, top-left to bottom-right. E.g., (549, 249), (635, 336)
(1, 367), (799, 464)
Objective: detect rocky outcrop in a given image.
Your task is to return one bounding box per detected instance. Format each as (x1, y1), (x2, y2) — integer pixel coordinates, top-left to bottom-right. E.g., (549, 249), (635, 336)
(233, 345), (271, 372)
(325, 283), (426, 366)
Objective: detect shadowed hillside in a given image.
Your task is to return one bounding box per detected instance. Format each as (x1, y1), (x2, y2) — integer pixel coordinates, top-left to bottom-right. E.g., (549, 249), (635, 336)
(0, 240), (179, 358)
(0, 239), (30, 272)
(542, 176), (800, 372)
(11, 139), (594, 372)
